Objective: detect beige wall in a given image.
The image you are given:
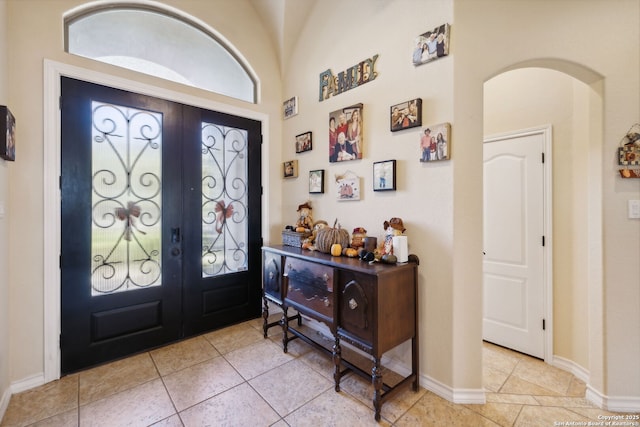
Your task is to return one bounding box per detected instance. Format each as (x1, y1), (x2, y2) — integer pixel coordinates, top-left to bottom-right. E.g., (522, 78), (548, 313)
(1, 0), (639, 414)
(4, 0), (283, 384)
(484, 68), (591, 370)
(0, 0), (11, 414)
(453, 0), (639, 403)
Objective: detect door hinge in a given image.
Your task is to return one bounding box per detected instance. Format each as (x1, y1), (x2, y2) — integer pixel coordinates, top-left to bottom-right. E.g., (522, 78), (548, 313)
(542, 319), (546, 330)
(59, 254), (62, 269)
(542, 152), (545, 163)
(542, 236), (545, 246)
(59, 333), (62, 349)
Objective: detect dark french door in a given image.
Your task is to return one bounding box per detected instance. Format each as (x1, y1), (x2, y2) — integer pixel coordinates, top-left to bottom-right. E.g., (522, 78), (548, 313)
(60, 77), (262, 374)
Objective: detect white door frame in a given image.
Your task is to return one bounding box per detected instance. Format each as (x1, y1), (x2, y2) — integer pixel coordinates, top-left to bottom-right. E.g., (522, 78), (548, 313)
(483, 125), (553, 363)
(43, 60), (270, 382)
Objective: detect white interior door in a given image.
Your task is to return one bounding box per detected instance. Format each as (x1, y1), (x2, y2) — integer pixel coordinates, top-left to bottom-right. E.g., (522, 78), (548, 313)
(483, 130), (546, 359)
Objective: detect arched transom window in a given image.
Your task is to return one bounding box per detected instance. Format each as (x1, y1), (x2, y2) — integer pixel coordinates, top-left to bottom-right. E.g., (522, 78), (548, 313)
(65, 5), (257, 103)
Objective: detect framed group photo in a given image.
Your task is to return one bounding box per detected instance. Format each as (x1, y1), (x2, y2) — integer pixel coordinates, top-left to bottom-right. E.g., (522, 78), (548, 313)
(412, 23), (450, 66)
(329, 103), (363, 162)
(419, 122), (451, 162)
(295, 131), (312, 153)
(390, 98), (422, 132)
(283, 96), (298, 119)
(373, 160), (396, 191)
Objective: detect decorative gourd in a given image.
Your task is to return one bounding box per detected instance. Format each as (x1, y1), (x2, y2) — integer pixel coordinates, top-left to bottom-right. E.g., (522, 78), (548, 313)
(315, 219), (350, 254)
(331, 244), (342, 257)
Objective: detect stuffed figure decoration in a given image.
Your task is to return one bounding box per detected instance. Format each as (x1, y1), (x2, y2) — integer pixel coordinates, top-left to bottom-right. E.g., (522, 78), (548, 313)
(381, 217), (405, 256)
(295, 202), (314, 232)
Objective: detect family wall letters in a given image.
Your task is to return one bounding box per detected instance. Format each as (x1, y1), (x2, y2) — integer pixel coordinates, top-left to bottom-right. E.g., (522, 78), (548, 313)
(318, 55), (379, 102)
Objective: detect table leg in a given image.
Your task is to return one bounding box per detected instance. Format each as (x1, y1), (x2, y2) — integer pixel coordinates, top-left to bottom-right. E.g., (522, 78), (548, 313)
(372, 358), (382, 421)
(332, 336), (342, 392)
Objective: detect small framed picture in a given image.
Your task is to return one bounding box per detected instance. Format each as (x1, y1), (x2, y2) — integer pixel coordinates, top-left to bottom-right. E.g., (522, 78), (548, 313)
(373, 160), (396, 191)
(296, 131), (312, 153)
(419, 123), (451, 162)
(335, 171), (360, 201)
(309, 169), (325, 194)
(412, 23), (450, 66)
(390, 98), (422, 132)
(283, 96), (298, 119)
(1, 106), (16, 161)
(283, 160), (298, 178)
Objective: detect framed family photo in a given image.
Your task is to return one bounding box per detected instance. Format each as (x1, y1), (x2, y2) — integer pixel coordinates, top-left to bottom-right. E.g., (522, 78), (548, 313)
(1, 106), (16, 161)
(373, 160), (396, 191)
(283, 96), (298, 119)
(283, 160), (298, 178)
(295, 131), (312, 153)
(412, 23), (450, 66)
(309, 169), (324, 194)
(390, 98), (422, 132)
(419, 123), (451, 162)
(329, 103), (363, 162)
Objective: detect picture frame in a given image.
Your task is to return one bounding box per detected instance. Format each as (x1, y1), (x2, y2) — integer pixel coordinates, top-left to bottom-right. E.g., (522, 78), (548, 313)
(295, 131), (313, 153)
(283, 160), (298, 178)
(390, 98), (422, 132)
(329, 103), (363, 162)
(283, 96), (298, 119)
(335, 171), (360, 201)
(412, 23), (450, 66)
(309, 169), (325, 194)
(419, 122), (451, 162)
(373, 160), (396, 191)
(0, 106), (16, 161)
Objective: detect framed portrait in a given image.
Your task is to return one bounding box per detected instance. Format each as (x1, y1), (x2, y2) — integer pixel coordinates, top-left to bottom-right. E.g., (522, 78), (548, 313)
(412, 23), (450, 66)
(335, 171), (360, 201)
(329, 103), (363, 163)
(0, 106), (16, 161)
(373, 160), (396, 191)
(295, 131), (312, 153)
(309, 169), (325, 194)
(419, 122), (451, 162)
(390, 98), (422, 132)
(283, 96), (298, 119)
(283, 160), (298, 178)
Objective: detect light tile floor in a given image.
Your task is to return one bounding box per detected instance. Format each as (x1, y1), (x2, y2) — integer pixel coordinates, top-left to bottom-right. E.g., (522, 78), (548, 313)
(1, 313), (634, 426)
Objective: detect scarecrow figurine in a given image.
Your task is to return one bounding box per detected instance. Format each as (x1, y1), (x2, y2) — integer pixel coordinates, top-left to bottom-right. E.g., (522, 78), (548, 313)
(295, 202), (314, 232)
(381, 217), (405, 257)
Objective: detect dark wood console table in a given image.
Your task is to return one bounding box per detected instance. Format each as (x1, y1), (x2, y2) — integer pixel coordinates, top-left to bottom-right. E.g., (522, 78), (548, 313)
(262, 245), (419, 421)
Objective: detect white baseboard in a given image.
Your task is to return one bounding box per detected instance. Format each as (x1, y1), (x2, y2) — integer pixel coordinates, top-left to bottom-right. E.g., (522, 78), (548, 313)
(10, 372), (45, 394)
(550, 355), (589, 383)
(0, 385), (11, 423)
(586, 385), (640, 413)
(421, 373), (486, 404)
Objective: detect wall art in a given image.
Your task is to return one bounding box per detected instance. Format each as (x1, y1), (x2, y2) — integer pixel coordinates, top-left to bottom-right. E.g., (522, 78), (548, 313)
(329, 103), (363, 163)
(412, 23), (450, 66)
(309, 169), (325, 194)
(373, 160), (396, 191)
(618, 123), (640, 178)
(319, 55), (378, 102)
(390, 98), (422, 132)
(295, 131), (312, 153)
(283, 96), (298, 119)
(419, 122), (451, 162)
(283, 160), (298, 178)
(335, 171), (360, 201)
(0, 106), (16, 161)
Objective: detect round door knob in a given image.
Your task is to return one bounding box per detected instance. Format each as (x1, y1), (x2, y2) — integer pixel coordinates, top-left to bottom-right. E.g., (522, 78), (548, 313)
(171, 247), (180, 256)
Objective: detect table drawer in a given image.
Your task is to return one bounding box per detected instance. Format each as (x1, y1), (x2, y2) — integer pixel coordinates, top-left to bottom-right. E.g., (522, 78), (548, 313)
(284, 257), (334, 320)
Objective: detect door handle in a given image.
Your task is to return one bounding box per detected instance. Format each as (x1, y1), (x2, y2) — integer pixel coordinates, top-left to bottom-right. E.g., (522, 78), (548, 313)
(171, 227), (181, 243)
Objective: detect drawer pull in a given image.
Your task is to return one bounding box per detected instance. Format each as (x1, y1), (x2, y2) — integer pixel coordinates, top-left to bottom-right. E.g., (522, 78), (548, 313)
(324, 297), (331, 307)
(323, 273), (329, 282)
(349, 298), (358, 310)
(268, 271), (275, 280)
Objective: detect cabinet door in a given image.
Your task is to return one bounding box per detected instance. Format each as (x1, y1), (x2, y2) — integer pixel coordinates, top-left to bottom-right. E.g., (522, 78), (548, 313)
(339, 271), (374, 345)
(284, 257), (334, 323)
(263, 252), (282, 302)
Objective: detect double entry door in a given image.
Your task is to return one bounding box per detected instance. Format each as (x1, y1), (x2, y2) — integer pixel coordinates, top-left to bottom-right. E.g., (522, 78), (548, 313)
(60, 77), (262, 374)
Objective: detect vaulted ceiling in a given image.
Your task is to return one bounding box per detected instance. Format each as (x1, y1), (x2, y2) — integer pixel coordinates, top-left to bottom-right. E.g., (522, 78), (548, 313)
(248, 0), (317, 74)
